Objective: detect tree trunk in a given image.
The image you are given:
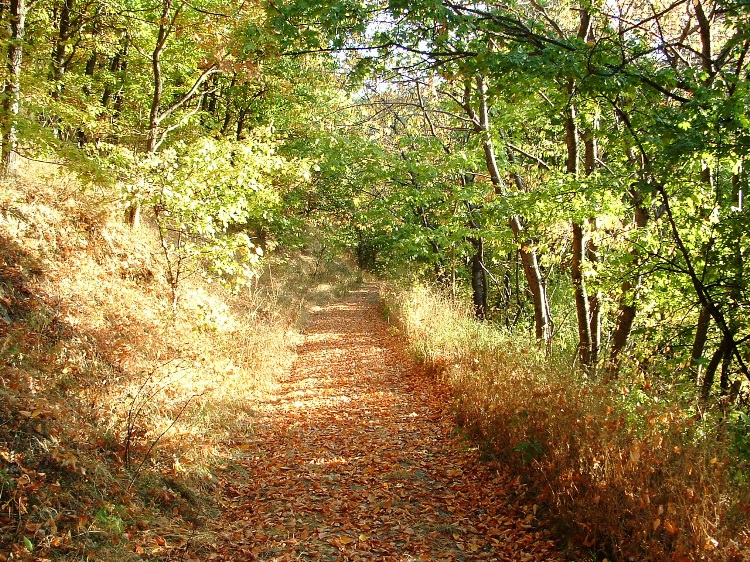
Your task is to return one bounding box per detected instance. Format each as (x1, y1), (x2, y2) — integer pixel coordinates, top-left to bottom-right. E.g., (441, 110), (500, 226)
(572, 221), (592, 368)
(690, 305), (711, 379)
(586, 219), (601, 366)
(101, 39), (125, 108)
(113, 47), (127, 116)
(147, 0), (171, 154)
(733, 163), (744, 211)
(127, 0), (173, 227)
(471, 237), (487, 320)
(51, 0), (71, 98)
(569, 11), (599, 372)
(701, 332), (732, 401)
(511, 224), (553, 341)
(473, 75), (551, 342)
(607, 196), (649, 377)
(2, 0), (26, 177)
(566, 96), (595, 369)
(236, 107), (248, 140)
(720, 340), (733, 396)
(584, 130), (601, 366)
(658, 182), (750, 382)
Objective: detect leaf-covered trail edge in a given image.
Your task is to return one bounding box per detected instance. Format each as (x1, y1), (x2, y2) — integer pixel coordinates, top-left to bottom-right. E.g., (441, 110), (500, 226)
(197, 284), (562, 561)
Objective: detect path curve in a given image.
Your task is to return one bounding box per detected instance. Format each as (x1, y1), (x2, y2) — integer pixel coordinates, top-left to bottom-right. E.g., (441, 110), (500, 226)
(204, 284), (562, 561)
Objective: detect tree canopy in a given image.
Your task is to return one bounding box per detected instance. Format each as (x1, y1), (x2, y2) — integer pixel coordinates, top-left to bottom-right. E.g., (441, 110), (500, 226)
(1, 0), (748, 398)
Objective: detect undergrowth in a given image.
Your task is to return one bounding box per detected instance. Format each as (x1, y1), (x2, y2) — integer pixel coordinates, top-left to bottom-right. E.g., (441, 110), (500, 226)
(384, 283), (750, 562)
(0, 162), (359, 561)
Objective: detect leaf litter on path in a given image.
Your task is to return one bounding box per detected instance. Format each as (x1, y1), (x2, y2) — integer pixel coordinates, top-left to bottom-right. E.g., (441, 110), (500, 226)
(193, 284), (561, 561)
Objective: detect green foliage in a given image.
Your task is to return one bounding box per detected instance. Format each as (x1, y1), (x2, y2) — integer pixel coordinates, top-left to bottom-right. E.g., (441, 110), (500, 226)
(22, 536), (33, 553)
(120, 130), (312, 297)
(728, 410), (750, 467)
(94, 505), (125, 536)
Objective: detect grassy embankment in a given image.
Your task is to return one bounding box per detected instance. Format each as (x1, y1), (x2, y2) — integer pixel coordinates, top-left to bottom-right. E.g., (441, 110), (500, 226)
(384, 283), (750, 561)
(0, 164), (358, 561)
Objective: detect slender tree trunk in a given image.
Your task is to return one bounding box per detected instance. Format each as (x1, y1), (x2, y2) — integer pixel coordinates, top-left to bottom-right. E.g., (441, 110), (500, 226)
(605, 103), (649, 378)
(586, 222), (601, 365)
(470, 237), (487, 320)
(607, 195), (649, 377)
(101, 38), (126, 108)
(572, 221), (592, 367)
(84, 51), (96, 79)
(720, 341), (733, 396)
(236, 107), (248, 140)
(687, 0), (719, 387)
(690, 305), (711, 379)
(219, 74), (237, 136)
(2, 0), (26, 177)
(511, 224), (553, 341)
(566, 96), (594, 369)
(147, 0), (172, 154)
(127, 0), (173, 227)
(657, 183), (750, 381)
(570, 10), (600, 371)
(51, 0), (71, 98)
(734, 163), (744, 211)
(584, 130), (601, 366)
(48, 0), (73, 140)
(206, 74), (218, 114)
(113, 47), (127, 116)
(78, 9), (99, 146)
(473, 76), (551, 341)
(77, 50), (97, 147)
(701, 332), (732, 401)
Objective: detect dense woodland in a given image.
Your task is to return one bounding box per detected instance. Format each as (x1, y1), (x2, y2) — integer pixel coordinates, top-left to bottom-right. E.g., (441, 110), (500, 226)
(1, 0), (749, 559)
(2, 0), (747, 389)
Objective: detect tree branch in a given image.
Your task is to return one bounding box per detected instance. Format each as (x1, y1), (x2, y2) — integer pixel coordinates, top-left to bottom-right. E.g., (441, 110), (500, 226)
(155, 65), (220, 124)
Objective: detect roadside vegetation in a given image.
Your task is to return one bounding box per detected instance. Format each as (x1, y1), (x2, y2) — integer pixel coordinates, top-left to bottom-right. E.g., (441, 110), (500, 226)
(385, 283), (750, 561)
(0, 163), (357, 561)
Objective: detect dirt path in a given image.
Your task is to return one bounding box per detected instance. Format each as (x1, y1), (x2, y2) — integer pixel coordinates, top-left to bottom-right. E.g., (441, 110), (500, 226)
(201, 284), (562, 561)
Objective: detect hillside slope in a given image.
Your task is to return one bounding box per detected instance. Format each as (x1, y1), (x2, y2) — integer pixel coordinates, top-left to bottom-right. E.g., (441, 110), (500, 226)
(0, 165), (355, 561)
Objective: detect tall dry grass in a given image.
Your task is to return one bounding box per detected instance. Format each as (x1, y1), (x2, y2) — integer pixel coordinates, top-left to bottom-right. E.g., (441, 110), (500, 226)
(384, 283), (750, 561)
(0, 162), (359, 560)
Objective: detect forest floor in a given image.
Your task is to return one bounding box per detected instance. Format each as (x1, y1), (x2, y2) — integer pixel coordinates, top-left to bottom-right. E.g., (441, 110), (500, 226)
(190, 284), (563, 561)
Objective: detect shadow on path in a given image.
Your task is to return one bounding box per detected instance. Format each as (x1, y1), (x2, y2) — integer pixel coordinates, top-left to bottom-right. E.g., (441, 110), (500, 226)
(200, 284), (561, 561)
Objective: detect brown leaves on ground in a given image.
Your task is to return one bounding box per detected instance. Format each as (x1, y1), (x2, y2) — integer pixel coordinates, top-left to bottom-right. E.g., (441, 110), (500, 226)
(190, 285), (561, 561)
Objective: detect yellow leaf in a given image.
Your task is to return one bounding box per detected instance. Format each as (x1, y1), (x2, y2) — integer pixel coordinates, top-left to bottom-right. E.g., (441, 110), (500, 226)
(338, 536), (354, 545)
(629, 445), (641, 464)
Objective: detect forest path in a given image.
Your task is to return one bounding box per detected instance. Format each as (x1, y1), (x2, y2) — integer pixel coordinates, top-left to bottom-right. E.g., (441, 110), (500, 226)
(201, 284), (562, 561)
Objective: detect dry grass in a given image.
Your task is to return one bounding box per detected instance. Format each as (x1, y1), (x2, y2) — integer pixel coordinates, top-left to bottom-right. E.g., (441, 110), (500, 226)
(384, 283), (750, 561)
(0, 161), (359, 560)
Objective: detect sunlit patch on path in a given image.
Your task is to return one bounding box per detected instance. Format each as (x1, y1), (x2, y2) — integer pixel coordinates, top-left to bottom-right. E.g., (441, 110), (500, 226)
(199, 284), (561, 561)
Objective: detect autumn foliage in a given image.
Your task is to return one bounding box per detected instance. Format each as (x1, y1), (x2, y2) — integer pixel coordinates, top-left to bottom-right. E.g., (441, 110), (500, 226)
(0, 164), (356, 560)
(385, 284), (750, 561)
